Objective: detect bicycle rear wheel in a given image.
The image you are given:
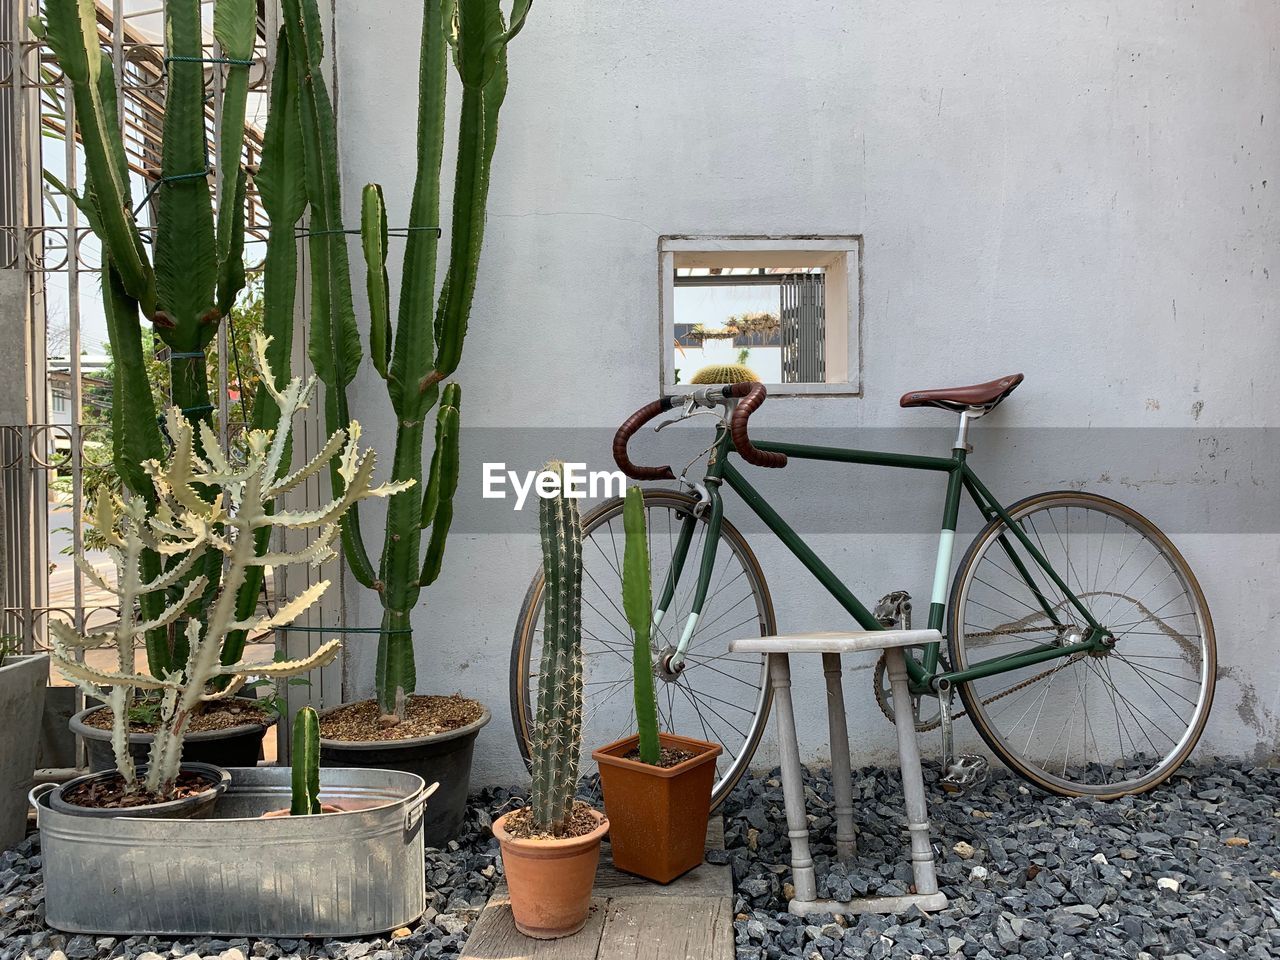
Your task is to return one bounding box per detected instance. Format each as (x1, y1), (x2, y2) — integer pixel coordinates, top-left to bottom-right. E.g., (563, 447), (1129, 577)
(510, 489), (776, 810)
(948, 491), (1215, 798)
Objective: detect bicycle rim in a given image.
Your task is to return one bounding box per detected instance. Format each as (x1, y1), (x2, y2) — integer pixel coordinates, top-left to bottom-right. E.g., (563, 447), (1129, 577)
(510, 489), (776, 809)
(949, 491), (1216, 798)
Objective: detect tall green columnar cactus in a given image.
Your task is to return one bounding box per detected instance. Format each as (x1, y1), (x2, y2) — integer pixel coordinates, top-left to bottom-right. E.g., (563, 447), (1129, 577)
(33, 0), (301, 680)
(48, 337), (408, 798)
(622, 487), (661, 766)
(530, 462), (584, 835)
(278, 0), (530, 720)
(290, 707), (322, 815)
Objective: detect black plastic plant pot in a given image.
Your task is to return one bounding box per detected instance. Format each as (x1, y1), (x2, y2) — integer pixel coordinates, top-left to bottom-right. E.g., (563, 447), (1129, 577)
(70, 701), (272, 772)
(318, 704), (491, 848)
(47, 762), (231, 819)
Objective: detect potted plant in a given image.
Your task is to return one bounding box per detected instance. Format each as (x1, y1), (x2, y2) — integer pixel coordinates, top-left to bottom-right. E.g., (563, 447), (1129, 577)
(46, 337), (407, 818)
(276, 0), (530, 847)
(260, 708), (348, 818)
(592, 486), (722, 883)
(493, 462), (609, 939)
(34, 0), (308, 765)
(0, 638), (48, 848)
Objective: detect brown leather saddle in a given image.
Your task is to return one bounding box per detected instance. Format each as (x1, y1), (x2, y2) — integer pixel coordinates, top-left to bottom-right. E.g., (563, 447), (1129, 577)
(899, 374), (1024, 413)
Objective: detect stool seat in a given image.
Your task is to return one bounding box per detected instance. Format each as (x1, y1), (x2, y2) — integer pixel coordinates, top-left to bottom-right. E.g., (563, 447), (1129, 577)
(729, 629), (941, 654)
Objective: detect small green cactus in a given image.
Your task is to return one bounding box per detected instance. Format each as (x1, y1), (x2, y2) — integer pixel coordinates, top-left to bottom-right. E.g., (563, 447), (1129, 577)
(689, 363), (760, 385)
(290, 707), (322, 815)
(530, 461), (584, 835)
(622, 487), (660, 766)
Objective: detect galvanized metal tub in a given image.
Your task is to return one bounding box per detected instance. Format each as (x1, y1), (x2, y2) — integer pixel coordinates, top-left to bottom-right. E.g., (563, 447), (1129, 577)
(32, 766), (428, 937)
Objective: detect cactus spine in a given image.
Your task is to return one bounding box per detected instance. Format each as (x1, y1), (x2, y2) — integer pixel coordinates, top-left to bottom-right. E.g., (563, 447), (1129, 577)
(48, 337), (409, 798)
(290, 707), (322, 815)
(531, 462), (584, 835)
(34, 0), (302, 680)
(278, 0), (530, 720)
(622, 486), (660, 766)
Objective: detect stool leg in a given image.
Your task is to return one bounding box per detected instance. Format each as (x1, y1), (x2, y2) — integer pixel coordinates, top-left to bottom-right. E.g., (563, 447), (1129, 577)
(822, 652), (856, 861)
(769, 652), (816, 905)
(886, 647), (940, 897)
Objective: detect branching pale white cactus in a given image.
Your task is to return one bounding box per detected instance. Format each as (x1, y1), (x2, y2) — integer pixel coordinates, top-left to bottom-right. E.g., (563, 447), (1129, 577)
(51, 336), (412, 798)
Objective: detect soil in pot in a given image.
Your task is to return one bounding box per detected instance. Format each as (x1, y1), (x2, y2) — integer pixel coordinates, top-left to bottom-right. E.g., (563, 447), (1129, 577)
(318, 694), (489, 848)
(493, 803), (608, 940)
(593, 732), (723, 884)
(74, 698), (273, 771)
(50, 762), (230, 819)
(317, 694), (483, 740)
(61, 769), (215, 809)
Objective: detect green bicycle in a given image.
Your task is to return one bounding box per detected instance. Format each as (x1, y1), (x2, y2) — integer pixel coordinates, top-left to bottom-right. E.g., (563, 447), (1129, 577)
(510, 376), (1216, 806)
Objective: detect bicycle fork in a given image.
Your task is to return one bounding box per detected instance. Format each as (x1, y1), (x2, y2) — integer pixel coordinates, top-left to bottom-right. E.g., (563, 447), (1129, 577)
(651, 481), (722, 677)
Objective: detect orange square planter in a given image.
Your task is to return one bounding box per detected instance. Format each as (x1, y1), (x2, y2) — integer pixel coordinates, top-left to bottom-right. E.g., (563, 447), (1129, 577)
(592, 731), (722, 884)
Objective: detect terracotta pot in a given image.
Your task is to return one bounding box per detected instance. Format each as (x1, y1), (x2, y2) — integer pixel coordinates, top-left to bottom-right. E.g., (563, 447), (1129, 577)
(492, 807), (608, 939)
(592, 732), (722, 884)
(260, 802), (348, 818)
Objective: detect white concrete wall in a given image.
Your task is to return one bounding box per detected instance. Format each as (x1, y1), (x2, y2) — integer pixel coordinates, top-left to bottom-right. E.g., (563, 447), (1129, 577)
(334, 1), (1280, 784)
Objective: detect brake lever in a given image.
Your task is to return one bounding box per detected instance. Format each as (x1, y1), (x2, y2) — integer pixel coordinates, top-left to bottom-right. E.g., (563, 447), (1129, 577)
(653, 404), (725, 433)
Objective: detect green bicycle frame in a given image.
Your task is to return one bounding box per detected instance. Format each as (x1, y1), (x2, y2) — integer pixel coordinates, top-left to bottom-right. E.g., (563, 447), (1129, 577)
(651, 424), (1109, 696)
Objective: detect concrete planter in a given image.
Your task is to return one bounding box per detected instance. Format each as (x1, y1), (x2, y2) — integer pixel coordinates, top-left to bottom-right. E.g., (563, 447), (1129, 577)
(70, 699), (272, 772)
(318, 702), (489, 848)
(0, 654), (48, 850)
(32, 766), (429, 936)
(593, 732), (722, 883)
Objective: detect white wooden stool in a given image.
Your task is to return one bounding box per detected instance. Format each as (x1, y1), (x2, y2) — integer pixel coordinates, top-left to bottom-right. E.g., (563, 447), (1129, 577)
(729, 630), (948, 917)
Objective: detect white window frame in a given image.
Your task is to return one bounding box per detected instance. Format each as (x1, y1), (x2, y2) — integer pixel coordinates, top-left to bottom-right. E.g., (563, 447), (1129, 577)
(659, 235), (863, 397)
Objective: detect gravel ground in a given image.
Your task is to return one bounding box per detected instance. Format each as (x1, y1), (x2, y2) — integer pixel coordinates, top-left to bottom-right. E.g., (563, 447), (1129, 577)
(717, 761), (1280, 960)
(2, 762), (1277, 960)
(0, 786), (520, 960)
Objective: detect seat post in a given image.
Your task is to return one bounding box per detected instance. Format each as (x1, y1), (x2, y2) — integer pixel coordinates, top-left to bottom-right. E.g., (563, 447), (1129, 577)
(954, 407), (983, 452)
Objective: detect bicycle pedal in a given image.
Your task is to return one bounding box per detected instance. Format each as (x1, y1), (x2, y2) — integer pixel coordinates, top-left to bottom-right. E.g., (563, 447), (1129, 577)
(939, 754), (989, 794)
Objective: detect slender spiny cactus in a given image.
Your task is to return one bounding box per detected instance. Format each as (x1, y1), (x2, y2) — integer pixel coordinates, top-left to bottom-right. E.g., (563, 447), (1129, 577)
(290, 707), (322, 815)
(279, 0), (530, 720)
(48, 337), (410, 799)
(622, 487), (661, 765)
(531, 462), (584, 835)
(33, 0), (297, 681)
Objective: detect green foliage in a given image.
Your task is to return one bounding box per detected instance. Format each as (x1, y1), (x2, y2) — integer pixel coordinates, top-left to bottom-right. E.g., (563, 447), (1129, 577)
(622, 487), (660, 765)
(286, 0), (531, 719)
(290, 706), (322, 815)
(531, 462), (584, 835)
(690, 363), (760, 385)
(36, 0), (291, 684)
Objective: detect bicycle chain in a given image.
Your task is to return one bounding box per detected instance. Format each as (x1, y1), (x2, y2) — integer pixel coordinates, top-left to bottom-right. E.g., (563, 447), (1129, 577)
(873, 638), (1082, 732)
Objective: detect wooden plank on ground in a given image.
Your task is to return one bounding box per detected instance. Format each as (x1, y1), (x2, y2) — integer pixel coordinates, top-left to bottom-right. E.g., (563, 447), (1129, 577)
(460, 888), (609, 960)
(596, 896), (736, 960)
(462, 818), (734, 960)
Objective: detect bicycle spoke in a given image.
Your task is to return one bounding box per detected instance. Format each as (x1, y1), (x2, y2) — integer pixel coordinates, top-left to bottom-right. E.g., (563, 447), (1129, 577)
(953, 495), (1213, 796)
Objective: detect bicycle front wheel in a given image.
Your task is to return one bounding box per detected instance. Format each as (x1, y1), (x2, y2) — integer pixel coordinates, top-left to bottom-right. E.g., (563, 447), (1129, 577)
(949, 491), (1215, 798)
(510, 489), (776, 810)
